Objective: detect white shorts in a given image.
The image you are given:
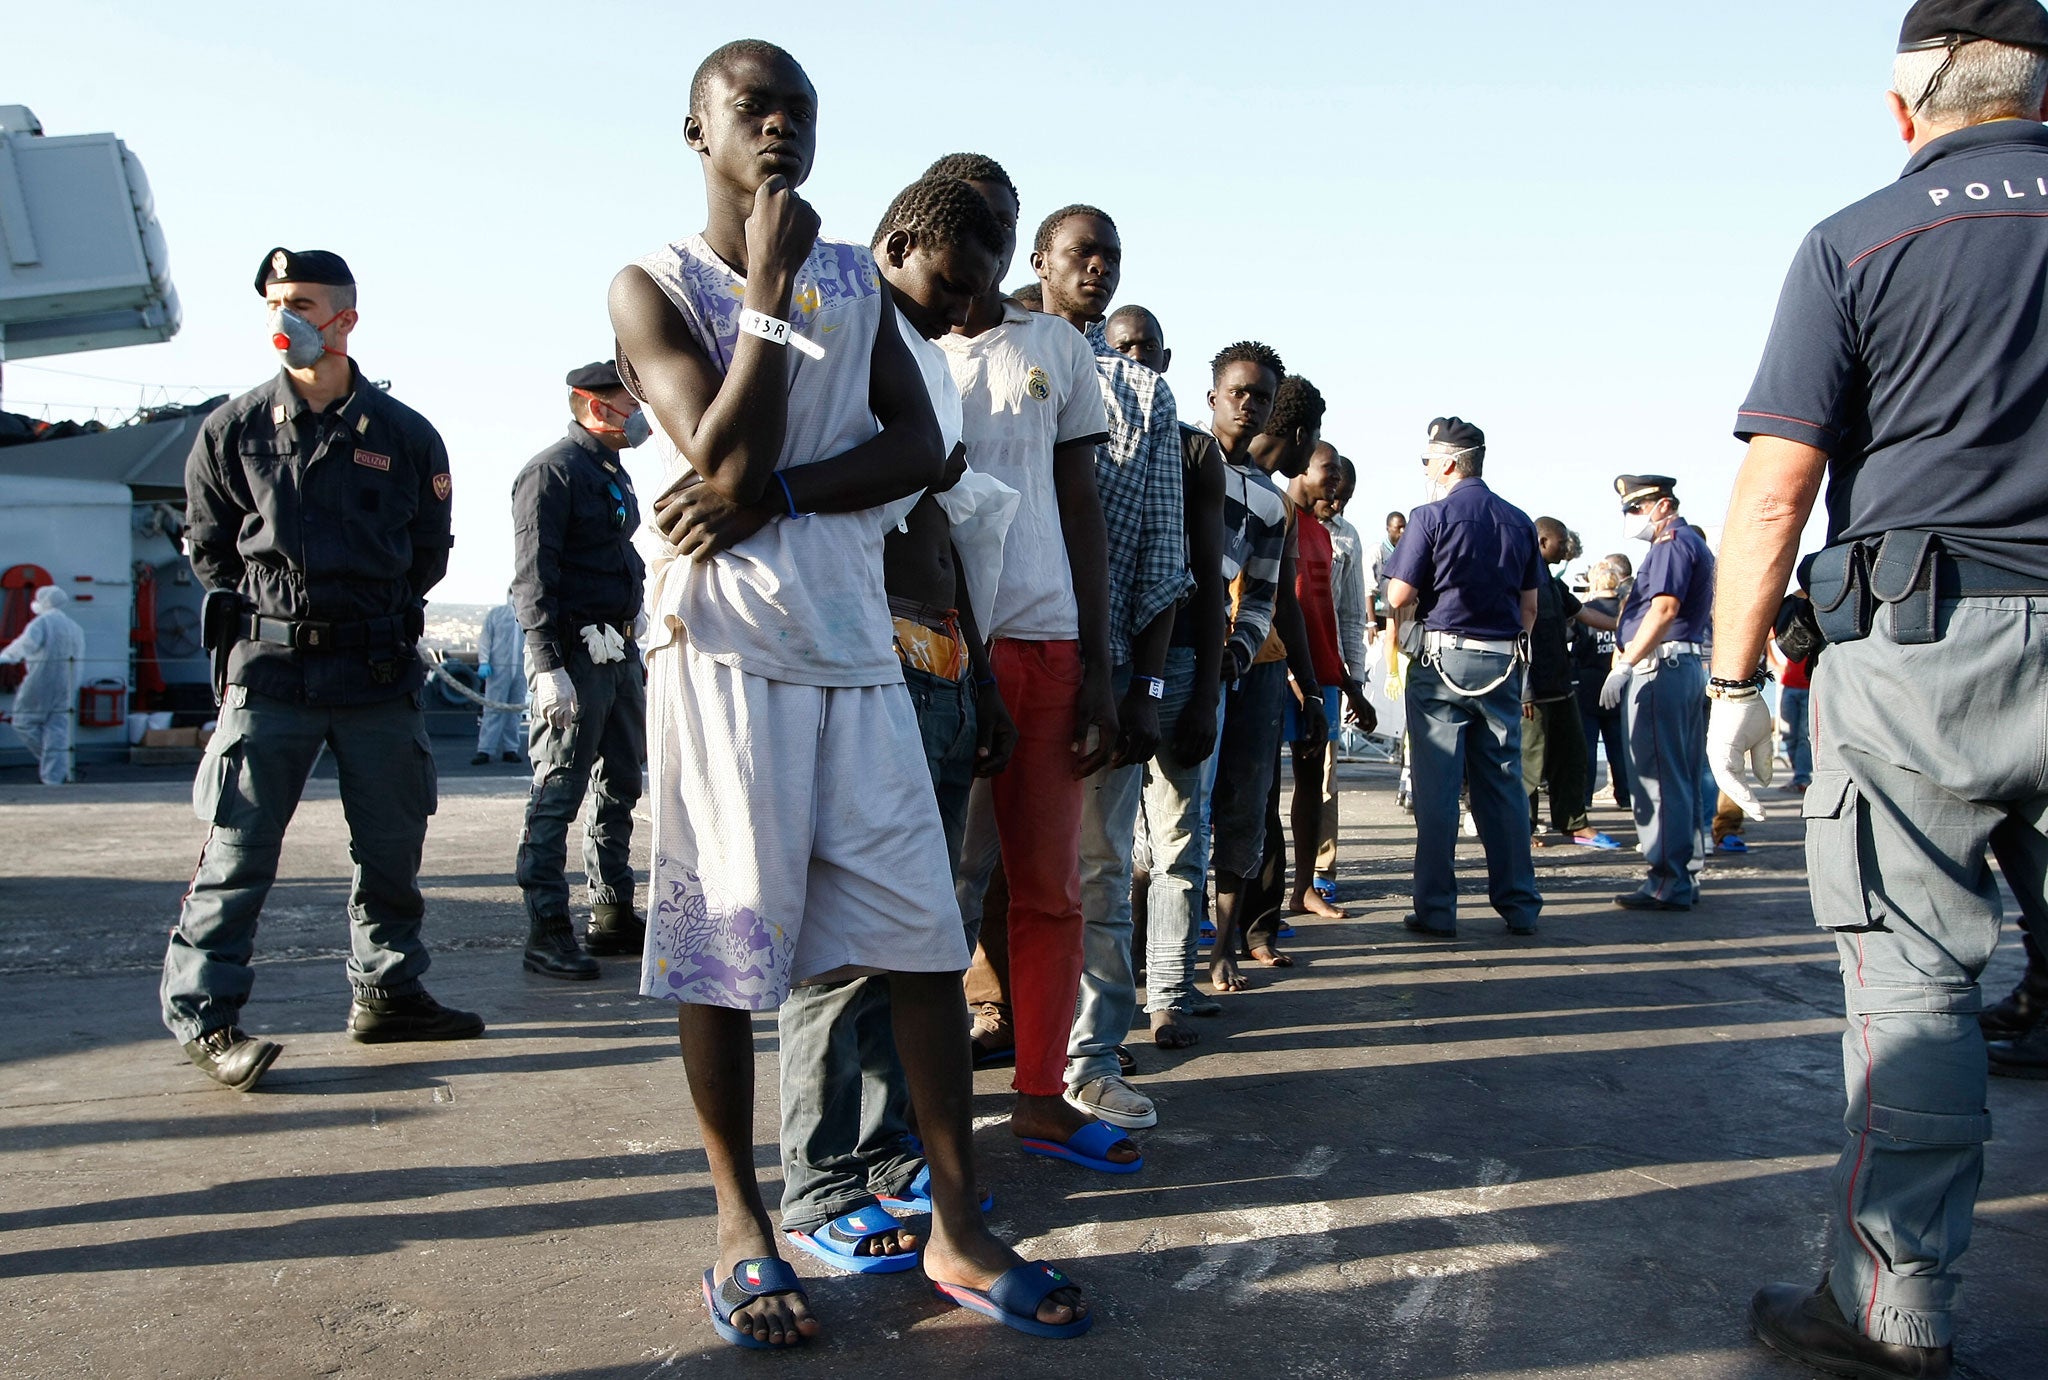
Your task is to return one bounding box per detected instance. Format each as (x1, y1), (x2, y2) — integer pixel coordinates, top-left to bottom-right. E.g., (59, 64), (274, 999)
(639, 636), (969, 1010)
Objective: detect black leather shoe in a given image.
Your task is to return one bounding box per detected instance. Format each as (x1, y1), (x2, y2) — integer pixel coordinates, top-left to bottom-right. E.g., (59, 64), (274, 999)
(500, 751), (522, 764)
(183, 1027), (281, 1091)
(1615, 890), (1691, 912)
(1989, 1020), (2048, 1079)
(1402, 913), (1457, 940)
(582, 903), (646, 957)
(1979, 971), (2048, 1041)
(523, 916), (601, 980)
(347, 988), (486, 1043)
(469, 752), (490, 766)
(1750, 1279), (1951, 1379)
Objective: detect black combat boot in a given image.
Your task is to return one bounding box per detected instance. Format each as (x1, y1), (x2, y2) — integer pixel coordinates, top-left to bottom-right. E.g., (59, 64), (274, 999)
(1750, 1278), (1951, 1379)
(1989, 1020), (2048, 1079)
(523, 914), (600, 980)
(347, 987), (487, 1042)
(183, 1027), (282, 1091)
(1978, 934), (2048, 1041)
(583, 902), (646, 957)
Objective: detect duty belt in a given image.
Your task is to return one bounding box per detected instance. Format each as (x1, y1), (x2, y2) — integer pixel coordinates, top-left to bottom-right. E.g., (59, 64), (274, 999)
(242, 612), (412, 653)
(1939, 552), (2048, 595)
(1420, 628), (1527, 697)
(1805, 531), (2048, 647)
(1422, 631), (1518, 656)
(1659, 641), (1705, 658)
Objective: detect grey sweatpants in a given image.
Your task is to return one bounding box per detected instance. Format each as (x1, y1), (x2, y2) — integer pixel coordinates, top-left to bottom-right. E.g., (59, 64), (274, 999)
(1805, 595), (2048, 1348)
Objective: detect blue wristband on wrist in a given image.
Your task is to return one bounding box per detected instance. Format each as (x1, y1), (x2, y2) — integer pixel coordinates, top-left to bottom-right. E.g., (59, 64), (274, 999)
(774, 471), (804, 520)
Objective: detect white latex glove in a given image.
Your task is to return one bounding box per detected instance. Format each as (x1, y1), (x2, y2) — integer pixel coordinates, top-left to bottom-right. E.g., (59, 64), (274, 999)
(604, 624), (627, 661)
(579, 624), (613, 663)
(632, 609), (649, 643)
(534, 667), (578, 732)
(1598, 663), (1633, 711)
(1708, 693), (1776, 821)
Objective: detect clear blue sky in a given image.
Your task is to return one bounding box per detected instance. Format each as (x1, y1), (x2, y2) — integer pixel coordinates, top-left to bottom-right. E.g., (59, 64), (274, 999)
(5, 1), (1909, 601)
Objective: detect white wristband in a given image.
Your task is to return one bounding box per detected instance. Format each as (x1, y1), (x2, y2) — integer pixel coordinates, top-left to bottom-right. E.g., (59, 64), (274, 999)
(739, 307), (825, 361)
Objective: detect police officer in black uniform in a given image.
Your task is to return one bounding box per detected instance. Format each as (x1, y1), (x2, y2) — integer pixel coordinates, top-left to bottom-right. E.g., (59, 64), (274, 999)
(510, 361), (649, 979)
(163, 248), (484, 1092)
(1712, 4), (2048, 1373)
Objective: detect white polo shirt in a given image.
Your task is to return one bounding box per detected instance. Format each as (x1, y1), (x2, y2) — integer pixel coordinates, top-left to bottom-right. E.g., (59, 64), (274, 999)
(936, 301), (1108, 643)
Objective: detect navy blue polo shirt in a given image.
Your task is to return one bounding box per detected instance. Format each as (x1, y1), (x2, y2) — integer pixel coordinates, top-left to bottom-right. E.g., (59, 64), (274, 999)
(1619, 518), (1714, 645)
(1383, 478), (1542, 639)
(1736, 120), (2048, 580)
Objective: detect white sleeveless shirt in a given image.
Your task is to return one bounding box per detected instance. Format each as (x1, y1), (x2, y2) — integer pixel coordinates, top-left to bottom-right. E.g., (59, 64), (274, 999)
(629, 233), (910, 687)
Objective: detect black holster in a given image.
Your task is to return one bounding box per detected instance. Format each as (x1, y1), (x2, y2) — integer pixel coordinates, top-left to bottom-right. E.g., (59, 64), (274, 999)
(200, 589), (247, 706)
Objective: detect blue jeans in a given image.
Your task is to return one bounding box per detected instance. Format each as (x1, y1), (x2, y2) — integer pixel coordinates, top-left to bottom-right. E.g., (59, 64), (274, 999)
(1404, 648), (1541, 932)
(1070, 650), (1200, 1082)
(162, 686), (435, 1043)
(776, 664), (975, 1231)
(1139, 654), (1213, 1014)
(1623, 653), (1707, 905)
(1779, 685), (1812, 786)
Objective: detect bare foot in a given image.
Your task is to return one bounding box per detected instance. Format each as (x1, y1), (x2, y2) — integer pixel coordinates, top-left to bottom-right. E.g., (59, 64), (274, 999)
(838, 1213), (922, 1257)
(1288, 890), (1350, 919)
(969, 1002), (1012, 1063)
(715, 1226), (819, 1348)
(1150, 1009), (1199, 1049)
(1209, 953), (1250, 993)
(1249, 945), (1295, 969)
(1009, 1093), (1141, 1165)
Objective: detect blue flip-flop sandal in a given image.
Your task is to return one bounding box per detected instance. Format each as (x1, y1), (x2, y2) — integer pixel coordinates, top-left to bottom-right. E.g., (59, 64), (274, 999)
(876, 1164), (995, 1214)
(932, 1261), (1093, 1339)
(784, 1206), (928, 1275)
(1018, 1118), (1143, 1174)
(701, 1258), (810, 1350)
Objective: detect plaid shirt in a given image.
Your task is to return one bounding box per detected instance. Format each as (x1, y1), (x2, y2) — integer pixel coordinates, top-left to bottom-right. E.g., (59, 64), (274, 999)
(1086, 324), (1192, 665)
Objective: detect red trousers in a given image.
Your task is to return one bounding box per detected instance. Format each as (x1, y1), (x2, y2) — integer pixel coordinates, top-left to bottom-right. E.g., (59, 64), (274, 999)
(971, 638), (1086, 1097)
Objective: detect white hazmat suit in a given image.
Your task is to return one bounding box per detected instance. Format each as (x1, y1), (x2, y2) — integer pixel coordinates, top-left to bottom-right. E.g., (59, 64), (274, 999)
(475, 599), (527, 759)
(1, 586), (85, 785)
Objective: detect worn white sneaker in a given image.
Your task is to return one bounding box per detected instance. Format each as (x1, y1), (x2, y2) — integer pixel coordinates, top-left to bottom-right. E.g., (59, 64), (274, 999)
(1065, 1074), (1158, 1130)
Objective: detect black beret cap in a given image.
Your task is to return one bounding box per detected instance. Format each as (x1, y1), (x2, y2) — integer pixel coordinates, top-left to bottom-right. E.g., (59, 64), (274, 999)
(565, 360), (624, 391)
(1424, 416), (1486, 453)
(1614, 474), (1678, 508)
(254, 247), (355, 295)
(1900, 0), (2048, 51)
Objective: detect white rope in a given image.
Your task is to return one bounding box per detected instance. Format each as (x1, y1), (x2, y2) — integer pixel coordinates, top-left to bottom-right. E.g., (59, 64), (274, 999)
(423, 649), (527, 713)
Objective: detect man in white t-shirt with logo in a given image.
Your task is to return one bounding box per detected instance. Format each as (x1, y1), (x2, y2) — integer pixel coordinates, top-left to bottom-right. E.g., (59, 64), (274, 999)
(929, 154), (1141, 1177)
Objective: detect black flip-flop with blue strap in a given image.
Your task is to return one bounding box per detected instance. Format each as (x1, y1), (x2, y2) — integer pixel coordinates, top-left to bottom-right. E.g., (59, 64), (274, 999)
(701, 1258), (809, 1350)
(932, 1261), (1093, 1339)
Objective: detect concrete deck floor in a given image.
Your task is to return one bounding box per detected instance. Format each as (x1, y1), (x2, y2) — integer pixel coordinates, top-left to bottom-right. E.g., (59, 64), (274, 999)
(0, 753), (2042, 1379)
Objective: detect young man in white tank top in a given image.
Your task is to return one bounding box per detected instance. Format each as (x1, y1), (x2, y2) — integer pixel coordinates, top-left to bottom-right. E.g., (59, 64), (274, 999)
(608, 41), (1092, 1349)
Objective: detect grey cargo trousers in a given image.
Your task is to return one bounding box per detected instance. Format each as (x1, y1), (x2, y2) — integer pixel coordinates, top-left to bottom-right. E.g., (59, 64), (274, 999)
(161, 686), (437, 1043)
(515, 647), (644, 922)
(1805, 594), (2048, 1348)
